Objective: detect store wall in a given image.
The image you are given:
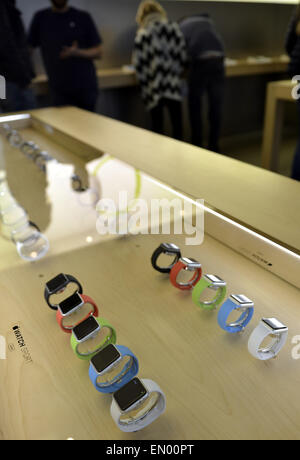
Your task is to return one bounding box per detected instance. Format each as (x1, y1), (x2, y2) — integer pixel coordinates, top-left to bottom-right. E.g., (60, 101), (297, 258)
(17, 0), (296, 139)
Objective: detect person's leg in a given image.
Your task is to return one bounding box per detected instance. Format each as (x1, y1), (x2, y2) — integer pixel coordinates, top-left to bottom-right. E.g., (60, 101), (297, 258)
(165, 98), (183, 141)
(76, 89), (98, 112)
(188, 63), (206, 147)
(5, 83), (37, 112)
(20, 87), (37, 110)
(4, 82), (22, 112)
(206, 61), (225, 153)
(51, 89), (71, 107)
(150, 100), (164, 135)
(292, 99), (300, 180)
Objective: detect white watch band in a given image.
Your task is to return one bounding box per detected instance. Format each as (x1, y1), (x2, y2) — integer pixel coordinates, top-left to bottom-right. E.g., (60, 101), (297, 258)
(248, 320), (288, 361)
(110, 378), (166, 432)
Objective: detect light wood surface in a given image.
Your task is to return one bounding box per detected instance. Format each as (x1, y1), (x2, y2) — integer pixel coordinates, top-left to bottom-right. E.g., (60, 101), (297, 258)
(0, 230), (299, 440)
(31, 107), (300, 252)
(31, 57), (288, 95)
(0, 108), (299, 440)
(262, 80), (296, 171)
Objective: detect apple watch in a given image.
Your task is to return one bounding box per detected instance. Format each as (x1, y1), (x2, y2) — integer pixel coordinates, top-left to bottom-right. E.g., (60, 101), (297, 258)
(170, 257), (202, 290)
(34, 150), (53, 172)
(56, 293), (99, 333)
(44, 273), (83, 310)
(151, 243), (181, 273)
(0, 203), (28, 228)
(2, 123), (12, 137)
(217, 294), (254, 333)
(70, 316), (116, 360)
(89, 344), (139, 393)
(7, 129), (23, 148)
(71, 174), (86, 192)
(11, 221), (40, 242)
(111, 377), (166, 432)
(15, 230), (49, 262)
(248, 318), (288, 361)
(21, 141), (39, 160)
(192, 274), (227, 310)
(11, 219), (49, 262)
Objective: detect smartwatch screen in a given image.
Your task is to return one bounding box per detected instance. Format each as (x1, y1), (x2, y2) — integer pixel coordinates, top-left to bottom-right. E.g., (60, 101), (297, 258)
(262, 318), (287, 331)
(59, 292), (82, 315)
(161, 243), (180, 254)
(73, 316), (99, 341)
(91, 344), (120, 373)
(46, 273), (68, 293)
(114, 378), (147, 411)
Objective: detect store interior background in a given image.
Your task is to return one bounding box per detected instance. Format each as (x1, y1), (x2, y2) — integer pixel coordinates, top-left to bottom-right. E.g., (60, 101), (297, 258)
(19, 0), (298, 177)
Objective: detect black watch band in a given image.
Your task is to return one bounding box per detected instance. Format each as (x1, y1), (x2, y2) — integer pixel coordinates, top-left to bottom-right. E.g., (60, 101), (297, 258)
(44, 274), (83, 311)
(151, 245), (181, 274)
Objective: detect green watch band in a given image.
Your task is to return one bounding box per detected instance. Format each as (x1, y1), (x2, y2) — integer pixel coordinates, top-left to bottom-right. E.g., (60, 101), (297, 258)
(192, 275), (227, 311)
(71, 317), (117, 361)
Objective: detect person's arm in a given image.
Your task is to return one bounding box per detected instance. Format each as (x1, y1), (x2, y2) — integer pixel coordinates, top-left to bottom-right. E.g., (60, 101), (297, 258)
(286, 12), (298, 56)
(0, 3), (15, 62)
(60, 41), (102, 60)
(27, 12), (41, 50)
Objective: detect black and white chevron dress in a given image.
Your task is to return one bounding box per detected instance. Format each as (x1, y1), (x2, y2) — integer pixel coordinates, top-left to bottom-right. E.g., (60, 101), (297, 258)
(133, 20), (187, 111)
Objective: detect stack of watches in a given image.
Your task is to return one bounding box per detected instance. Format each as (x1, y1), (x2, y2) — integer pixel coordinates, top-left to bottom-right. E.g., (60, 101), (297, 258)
(0, 176), (49, 261)
(1, 123), (100, 206)
(44, 273), (166, 432)
(151, 243), (289, 361)
(1, 123), (53, 172)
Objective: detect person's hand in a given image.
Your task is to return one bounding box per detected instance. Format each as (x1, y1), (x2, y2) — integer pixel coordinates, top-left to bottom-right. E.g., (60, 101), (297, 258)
(60, 41), (80, 59)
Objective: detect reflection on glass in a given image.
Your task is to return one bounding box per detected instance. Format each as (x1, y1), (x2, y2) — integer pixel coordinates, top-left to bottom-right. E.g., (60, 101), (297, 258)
(119, 392), (160, 424)
(0, 190), (17, 212)
(15, 230), (50, 262)
(76, 327), (113, 356)
(61, 304), (95, 329)
(96, 355), (133, 387)
(0, 203), (27, 227)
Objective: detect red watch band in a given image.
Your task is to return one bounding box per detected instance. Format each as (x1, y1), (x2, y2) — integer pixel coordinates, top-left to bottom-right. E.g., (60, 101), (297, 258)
(170, 260), (202, 291)
(56, 294), (99, 333)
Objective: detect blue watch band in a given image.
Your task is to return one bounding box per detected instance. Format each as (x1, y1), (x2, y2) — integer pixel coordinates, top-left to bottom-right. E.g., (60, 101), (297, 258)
(89, 345), (139, 394)
(218, 297), (254, 333)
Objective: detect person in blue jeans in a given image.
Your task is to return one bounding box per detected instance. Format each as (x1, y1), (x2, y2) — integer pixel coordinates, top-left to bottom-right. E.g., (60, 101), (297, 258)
(0, 0), (36, 113)
(286, 7), (300, 181)
(180, 14), (225, 153)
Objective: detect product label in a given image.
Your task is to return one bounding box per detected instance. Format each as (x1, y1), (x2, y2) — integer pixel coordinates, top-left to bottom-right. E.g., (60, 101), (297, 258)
(7, 323), (33, 365)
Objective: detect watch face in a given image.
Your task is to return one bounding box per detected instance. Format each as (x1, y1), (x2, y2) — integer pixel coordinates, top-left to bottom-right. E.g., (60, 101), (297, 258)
(91, 344), (120, 373)
(114, 378), (147, 412)
(230, 294), (254, 307)
(204, 274), (226, 287)
(59, 292), (83, 316)
(262, 318), (288, 332)
(161, 243), (180, 254)
(73, 316), (99, 342)
(46, 273), (68, 293)
(181, 257), (201, 269)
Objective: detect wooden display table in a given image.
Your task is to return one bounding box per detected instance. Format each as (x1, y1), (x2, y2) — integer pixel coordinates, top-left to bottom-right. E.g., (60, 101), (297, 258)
(32, 56), (289, 95)
(31, 107), (300, 253)
(0, 229), (299, 440)
(0, 109), (299, 440)
(262, 80), (296, 172)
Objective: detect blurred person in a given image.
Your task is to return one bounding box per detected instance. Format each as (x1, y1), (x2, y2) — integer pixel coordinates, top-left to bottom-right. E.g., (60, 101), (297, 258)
(133, 1), (187, 140)
(0, 0), (36, 112)
(286, 5), (300, 181)
(28, 0), (103, 112)
(180, 14), (225, 152)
